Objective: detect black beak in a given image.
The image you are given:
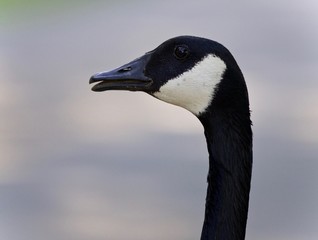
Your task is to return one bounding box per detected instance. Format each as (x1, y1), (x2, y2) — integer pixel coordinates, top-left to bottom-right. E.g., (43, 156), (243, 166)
(89, 53), (153, 92)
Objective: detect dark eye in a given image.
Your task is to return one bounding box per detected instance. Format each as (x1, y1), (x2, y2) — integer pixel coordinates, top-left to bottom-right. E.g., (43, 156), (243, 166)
(174, 45), (189, 60)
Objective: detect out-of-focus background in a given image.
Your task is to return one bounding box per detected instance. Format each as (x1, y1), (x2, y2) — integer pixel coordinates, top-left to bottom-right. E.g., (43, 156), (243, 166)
(1, 1), (317, 240)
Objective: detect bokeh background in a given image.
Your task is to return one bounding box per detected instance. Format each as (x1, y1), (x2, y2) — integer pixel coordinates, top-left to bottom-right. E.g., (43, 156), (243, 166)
(1, 1), (317, 239)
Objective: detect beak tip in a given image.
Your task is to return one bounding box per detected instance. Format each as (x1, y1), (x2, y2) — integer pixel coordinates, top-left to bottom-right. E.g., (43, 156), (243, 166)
(89, 74), (99, 84)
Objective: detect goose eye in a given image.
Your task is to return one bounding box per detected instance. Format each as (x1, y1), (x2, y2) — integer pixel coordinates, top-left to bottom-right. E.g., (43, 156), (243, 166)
(174, 45), (189, 60)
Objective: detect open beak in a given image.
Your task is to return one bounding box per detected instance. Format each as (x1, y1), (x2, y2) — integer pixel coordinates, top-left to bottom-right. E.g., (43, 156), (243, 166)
(89, 53), (153, 92)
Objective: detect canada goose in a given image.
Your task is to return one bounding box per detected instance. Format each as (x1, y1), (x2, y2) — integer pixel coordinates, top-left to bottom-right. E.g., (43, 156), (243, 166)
(89, 36), (252, 240)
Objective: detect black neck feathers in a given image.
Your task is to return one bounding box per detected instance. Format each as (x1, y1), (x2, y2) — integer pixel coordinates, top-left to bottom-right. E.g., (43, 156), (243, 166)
(198, 92), (253, 240)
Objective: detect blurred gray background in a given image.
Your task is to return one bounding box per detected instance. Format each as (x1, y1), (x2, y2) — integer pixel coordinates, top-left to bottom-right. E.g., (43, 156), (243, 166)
(1, 1), (317, 240)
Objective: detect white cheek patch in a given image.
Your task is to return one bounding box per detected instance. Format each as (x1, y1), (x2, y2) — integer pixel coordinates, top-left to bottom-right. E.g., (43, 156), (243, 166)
(153, 54), (226, 116)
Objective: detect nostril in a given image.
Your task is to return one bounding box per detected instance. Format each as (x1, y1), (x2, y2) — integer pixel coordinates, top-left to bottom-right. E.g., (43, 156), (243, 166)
(118, 67), (132, 72)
